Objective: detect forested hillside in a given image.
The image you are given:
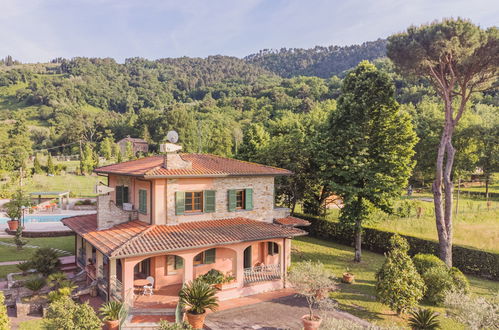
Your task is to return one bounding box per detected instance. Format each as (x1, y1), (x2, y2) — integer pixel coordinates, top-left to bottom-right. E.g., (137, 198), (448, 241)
(245, 39), (387, 78)
(0, 41), (497, 209)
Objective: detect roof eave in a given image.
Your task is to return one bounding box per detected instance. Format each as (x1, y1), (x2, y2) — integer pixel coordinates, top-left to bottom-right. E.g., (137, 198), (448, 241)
(110, 231), (307, 259)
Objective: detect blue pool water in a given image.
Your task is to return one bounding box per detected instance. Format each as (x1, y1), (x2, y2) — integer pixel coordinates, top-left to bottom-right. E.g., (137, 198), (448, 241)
(0, 215), (70, 224)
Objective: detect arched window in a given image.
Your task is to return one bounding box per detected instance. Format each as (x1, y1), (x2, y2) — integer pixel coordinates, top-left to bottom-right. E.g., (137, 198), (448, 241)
(193, 248), (216, 265)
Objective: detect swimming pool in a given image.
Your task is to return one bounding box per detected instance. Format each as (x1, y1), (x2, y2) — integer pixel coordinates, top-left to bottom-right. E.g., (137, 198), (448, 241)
(0, 215), (70, 224)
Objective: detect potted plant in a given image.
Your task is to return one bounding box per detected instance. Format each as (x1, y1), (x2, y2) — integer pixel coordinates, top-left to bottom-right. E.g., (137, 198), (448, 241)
(217, 273), (236, 290)
(5, 190), (31, 231)
(288, 260), (336, 330)
(342, 267), (354, 284)
(99, 301), (124, 330)
(179, 278), (219, 329)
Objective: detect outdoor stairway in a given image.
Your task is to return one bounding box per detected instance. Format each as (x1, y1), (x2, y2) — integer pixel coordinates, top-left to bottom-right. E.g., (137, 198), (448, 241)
(121, 311), (176, 330)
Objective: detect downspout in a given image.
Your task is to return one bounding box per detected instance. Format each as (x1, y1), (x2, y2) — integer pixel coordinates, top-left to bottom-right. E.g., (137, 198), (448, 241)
(283, 237), (286, 288)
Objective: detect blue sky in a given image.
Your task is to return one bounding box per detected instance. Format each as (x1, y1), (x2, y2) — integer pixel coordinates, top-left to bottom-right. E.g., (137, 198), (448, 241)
(1, 0), (497, 63)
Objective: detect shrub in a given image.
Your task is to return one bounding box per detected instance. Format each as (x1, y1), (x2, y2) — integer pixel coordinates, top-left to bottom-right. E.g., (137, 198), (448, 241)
(320, 318), (366, 329)
(179, 278), (218, 315)
(24, 278), (46, 295)
(288, 260), (336, 321)
(44, 296), (101, 330)
(47, 272), (76, 291)
(375, 235), (425, 314)
(449, 267), (470, 294)
(13, 226), (27, 250)
(0, 292), (9, 330)
(421, 266), (454, 305)
(412, 254), (446, 275)
(444, 290), (499, 330)
(17, 261), (33, 275)
(408, 308), (440, 330)
(158, 321), (194, 330)
(99, 301), (125, 322)
(198, 269), (224, 285)
(29, 248), (61, 276)
(48, 287), (73, 302)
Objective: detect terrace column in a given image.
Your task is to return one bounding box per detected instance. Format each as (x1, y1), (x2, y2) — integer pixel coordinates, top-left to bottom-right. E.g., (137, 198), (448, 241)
(84, 241), (93, 266)
(96, 251), (103, 278)
(108, 259), (117, 300)
(183, 255), (194, 283)
(122, 258), (135, 305)
(235, 248), (245, 288)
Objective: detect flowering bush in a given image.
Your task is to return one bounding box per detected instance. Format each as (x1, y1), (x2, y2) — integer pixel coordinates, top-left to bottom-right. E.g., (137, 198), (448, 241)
(444, 290), (499, 330)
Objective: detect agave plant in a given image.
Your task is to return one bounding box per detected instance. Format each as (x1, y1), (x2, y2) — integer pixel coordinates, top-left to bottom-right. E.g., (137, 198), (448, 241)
(99, 301), (125, 321)
(24, 278), (46, 295)
(408, 308), (440, 330)
(179, 278), (219, 315)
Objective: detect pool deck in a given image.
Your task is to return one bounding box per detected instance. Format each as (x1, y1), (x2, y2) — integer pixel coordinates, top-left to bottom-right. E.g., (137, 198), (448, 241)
(0, 211), (95, 236)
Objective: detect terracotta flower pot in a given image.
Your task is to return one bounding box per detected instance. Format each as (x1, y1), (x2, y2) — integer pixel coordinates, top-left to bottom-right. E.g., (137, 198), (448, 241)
(105, 319), (120, 330)
(186, 311), (207, 329)
(7, 220), (19, 231)
(301, 314), (322, 330)
(342, 272), (354, 284)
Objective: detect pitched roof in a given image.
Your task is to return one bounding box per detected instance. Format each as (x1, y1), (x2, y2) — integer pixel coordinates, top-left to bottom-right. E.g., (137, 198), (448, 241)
(62, 214), (149, 256)
(62, 215), (306, 258)
(274, 216), (311, 227)
(94, 154), (292, 178)
(117, 137), (148, 144)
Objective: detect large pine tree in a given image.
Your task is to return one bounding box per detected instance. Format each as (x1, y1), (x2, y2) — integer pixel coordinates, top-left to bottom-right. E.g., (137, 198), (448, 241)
(324, 61), (417, 262)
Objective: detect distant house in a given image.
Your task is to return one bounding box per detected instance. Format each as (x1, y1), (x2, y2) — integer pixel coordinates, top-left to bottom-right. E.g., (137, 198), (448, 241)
(117, 136), (149, 155)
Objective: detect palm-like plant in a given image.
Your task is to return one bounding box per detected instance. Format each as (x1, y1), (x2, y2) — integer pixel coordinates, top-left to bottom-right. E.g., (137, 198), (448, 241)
(99, 301), (124, 321)
(408, 308), (440, 330)
(179, 279), (218, 315)
(24, 278), (46, 295)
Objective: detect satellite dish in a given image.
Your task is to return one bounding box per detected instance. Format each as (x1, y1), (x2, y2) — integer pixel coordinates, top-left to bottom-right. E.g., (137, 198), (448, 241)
(166, 130), (179, 143)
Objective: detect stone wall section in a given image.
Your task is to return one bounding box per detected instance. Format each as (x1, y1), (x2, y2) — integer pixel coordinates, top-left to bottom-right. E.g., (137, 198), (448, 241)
(96, 193), (138, 230)
(165, 176), (288, 224)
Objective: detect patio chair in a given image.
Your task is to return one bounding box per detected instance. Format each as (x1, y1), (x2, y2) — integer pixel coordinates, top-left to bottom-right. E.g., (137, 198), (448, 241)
(143, 276), (154, 296)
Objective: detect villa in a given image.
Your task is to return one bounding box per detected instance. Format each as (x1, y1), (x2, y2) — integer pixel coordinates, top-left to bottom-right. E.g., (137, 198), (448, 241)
(61, 144), (309, 309)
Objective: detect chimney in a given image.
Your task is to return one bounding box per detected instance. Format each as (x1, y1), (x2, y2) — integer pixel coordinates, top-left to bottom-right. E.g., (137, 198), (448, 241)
(160, 143), (192, 170)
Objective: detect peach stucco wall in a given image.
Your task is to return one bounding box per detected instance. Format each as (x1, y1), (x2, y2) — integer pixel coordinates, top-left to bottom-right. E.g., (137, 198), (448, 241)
(118, 238), (290, 304)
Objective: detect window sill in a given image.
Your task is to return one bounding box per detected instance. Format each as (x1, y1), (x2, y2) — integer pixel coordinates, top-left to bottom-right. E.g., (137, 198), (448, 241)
(183, 212), (204, 216)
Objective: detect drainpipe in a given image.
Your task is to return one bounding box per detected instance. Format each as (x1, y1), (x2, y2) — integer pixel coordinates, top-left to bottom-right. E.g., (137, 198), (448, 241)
(283, 237), (286, 288)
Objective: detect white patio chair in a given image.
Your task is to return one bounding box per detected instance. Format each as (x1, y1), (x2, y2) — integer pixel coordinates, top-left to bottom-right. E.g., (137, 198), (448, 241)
(143, 276), (154, 296)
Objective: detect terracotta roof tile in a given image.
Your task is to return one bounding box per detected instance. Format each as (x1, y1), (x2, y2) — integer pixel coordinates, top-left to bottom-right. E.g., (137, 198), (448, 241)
(274, 216), (311, 227)
(61, 214), (149, 255)
(62, 215), (306, 258)
(94, 154), (291, 177)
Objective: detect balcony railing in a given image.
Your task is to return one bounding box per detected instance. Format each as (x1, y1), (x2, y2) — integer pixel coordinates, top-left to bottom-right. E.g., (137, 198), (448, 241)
(244, 264), (281, 285)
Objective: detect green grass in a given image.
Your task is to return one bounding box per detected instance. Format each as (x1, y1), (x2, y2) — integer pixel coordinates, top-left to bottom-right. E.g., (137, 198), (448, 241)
(18, 319), (45, 330)
(0, 236), (75, 262)
(291, 236), (498, 328)
(20, 173), (102, 197)
(322, 193), (499, 253)
(0, 265), (20, 279)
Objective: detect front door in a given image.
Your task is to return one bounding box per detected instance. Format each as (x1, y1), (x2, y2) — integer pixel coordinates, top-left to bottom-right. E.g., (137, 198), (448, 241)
(243, 246), (252, 268)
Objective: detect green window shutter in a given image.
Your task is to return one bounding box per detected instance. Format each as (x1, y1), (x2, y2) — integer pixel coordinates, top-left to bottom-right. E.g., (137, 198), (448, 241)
(175, 191), (185, 215)
(228, 190), (237, 212)
(174, 256), (184, 269)
(115, 186), (123, 206)
(245, 188), (253, 210)
(123, 186), (129, 204)
(204, 190), (216, 213)
(204, 248), (216, 264)
(139, 190), (147, 214)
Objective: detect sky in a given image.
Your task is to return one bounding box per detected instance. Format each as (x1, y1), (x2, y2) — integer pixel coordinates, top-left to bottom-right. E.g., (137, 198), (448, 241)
(1, 0), (497, 63)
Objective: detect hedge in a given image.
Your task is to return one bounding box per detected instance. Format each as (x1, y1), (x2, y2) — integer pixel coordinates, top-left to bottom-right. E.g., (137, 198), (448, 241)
(297, 213), (499, 280)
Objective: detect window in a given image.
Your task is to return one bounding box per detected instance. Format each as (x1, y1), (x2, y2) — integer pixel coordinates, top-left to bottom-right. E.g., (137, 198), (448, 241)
(267, 242), (279, 256)
(228, 189), (253, 212)
(166, 255), (184, 274)
(193, 249), (216, 265)
(236, 190), (245, 209)
(115, 185), (129, 206)
(138, 189), (147, 214)
(185, 191), (203, 212)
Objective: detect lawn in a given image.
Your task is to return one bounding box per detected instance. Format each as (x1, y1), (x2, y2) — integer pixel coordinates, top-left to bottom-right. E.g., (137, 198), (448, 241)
(324, 193), (499, 253)
(291, 236), (499, 328)
(17, 173), (102, 197)
(0, 236), (75, 263)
